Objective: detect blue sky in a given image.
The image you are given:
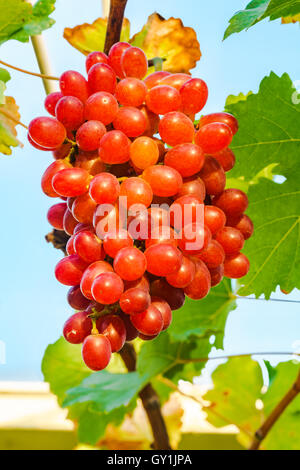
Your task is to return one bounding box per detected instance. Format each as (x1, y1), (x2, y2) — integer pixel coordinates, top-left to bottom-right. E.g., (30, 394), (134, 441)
(1, 0), (300, 380)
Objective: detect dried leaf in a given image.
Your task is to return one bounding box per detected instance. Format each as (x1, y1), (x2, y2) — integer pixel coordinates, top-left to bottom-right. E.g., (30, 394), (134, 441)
(63, 17), (130, 55)
(130, 13), (201, 73)
(281, 13), (300, 23)
(0, 96), (21, 155)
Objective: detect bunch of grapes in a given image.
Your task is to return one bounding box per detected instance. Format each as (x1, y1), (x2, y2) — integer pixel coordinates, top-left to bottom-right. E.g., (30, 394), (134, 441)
(28, 42), (253, 371)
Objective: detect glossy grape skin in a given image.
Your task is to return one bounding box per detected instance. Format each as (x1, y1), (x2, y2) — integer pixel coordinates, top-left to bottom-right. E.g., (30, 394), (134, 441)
(44, 92), (63, 116)
(75, 149), (106, 176)
(63, 311), (92, 344)
(119, 177), (153, 208)
(29, 117), (66, 149)
(113, 106), (147, 137)
(74, 230), (103, 263)
(166, 256), (195, 288)
(145, 243), (183, 276)
(63, 209), (78, 235)
(66, 235), (76, 255)
(97, 314), (126, 352)
(115, 77), (147, 106)
(80, 260), (114, 299)
(226, 214), (254, 240)
(199, 156), (226, 196)
(114, 247), (147, 281)
(76, 120), (106, 152)
(91, 272), (124, 304)
(82, 334), (111, 371)
(184, 259), (211, 300)
(178, 223), (212, 255)
(41, 160), (71, 197)
(165, 143), (204, 178)
(86, 51), (109, 73)
(74, 223), (93, 234)
(130, 304), (163, 336)
(87, 63), (117, 94)
(150, 297), (172, 330)
(170, 195), (203, 231)
(195, 123), (233, 154)
(108, 42), (131, 78)
(55, 255), (88, 286)
(130, 136), (159, 170)
(176, 176), (206, 201)
(159, 112), (194, 146)
(124, 275), (150, 292)
(60, 70), (89, 102)
(89, 173), (120, 205)
(160, 73), (190, 90)
(119, 287), (151, 315)
(103, 229), (133, 258)
(146, 85), (182, 115)
(28, 133), (52, 151)
(224, 253), (250, 279)
(67, 285), (91, 310)
(212, 148), (236, 172)
(52, 168), (90, 197)
(150, 279), (185, 310)
(143, 71), (171, 89)
(121, 46), (148, 79)
(199, 112), (238, 135)
(213, 189), (249, 218)
(215, 227), (245, 255)
(55, 96), (84, 131)
(209, 265), (224, 287)
(142, 165), (183, 197)
(84, 91), (119, 125)
(204, 205), (226, 236)
(139, 105), (160, 137)
(47, 202), (67, 230)
(197, 239), (225, 269)
(180, 78), (208, 114)
(72, 192), (97, 225)
(98, 130), (131, 164)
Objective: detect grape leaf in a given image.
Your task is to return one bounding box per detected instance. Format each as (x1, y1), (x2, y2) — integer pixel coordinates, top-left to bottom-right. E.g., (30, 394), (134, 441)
(0, 96), (21, 155)
(203, 358), (300, 450)
(63, 17), (130, 55)
(224, 0), (300, 39)
(0, 0), (55, 45)
(130, 13), (201, 73)
(281, 12), (300, 22)
(167, 279), (236, 347)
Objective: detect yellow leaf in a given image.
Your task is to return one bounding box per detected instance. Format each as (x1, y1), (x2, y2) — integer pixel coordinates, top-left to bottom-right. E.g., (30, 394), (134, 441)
(130, 13), (201, 73)
(63, 17), (130, 55)
(281, 14), (300, 24)
(0, 96), (21, 155)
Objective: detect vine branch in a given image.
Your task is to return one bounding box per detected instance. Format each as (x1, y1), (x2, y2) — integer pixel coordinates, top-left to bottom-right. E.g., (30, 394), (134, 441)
(103, 0), (128, 55)
(119, 342), (172, 450)
(0, 60), (59, 82)
(249, 369), (300, 450)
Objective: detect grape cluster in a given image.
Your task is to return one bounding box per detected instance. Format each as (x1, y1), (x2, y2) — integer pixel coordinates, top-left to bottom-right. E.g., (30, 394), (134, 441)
(28, 42), (253, 371)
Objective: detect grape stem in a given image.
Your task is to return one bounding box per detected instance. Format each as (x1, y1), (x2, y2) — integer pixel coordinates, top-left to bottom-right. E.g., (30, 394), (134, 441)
(119, 342), (172, 450)
(249, 368), (300, 450)
(0, 59), (59, 82)
(0, 108), (28, 129)
(103, 0), (128, 55)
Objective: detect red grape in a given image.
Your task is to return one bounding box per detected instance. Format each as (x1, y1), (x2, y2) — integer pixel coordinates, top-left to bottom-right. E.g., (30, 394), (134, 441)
(44, 91), (63, 116)
(29, 117), (66, 149)
(159, 112), (194, 146)
(72, 192), (97, 225)
(108, 42), (131, 78)
(113, 106), (147, 137)
(97, 314), (126, 352)
(150, 297), (172, 330)
(89, 173), (120, 205)
(145, 243), (183, 276)
(84, 91), (118, 125)
(212, 148), (236, 172)
(74, 230), (103, 263)
(76, 120), (106, 152)
(215, 227), (245, 255)
(197, 239), (225, 269)
(150, 279), (185, 310)
(195, 123), (233, 154)
(199, 156), (226, 195)
(63, 311), (92, 344)
(204, 205), (226, 236)
(176, 176), (206, 201)
(86, 51), (109, 73)
(184, 259), (211, 300)
(119, 177), (153, 208)
(116, 77), (147, 107)
(114, 247), (147, 281)
(180, 78), (208, 114)
(55, 255), (88, 286)
(130, 136), (159, 170)
(119, 287), (151, 314)
(160, 73), (190, 90)
(98, 130), (130, 164)
(146, 85), (181, 115)
(178, 223), (212, 255)
(80, 260), (114, 299)
(226, 214), (254, 240)
(143, 71), (171, 89)
(209, 265), (224, 287)
(103, 229), (133, 258)
(121, 46), (148, 79)
(166, 256), (195, 288)
(213, 189), (248, 217)
(60, 70), (88, 102)
(82, 334), (111, 371)
(52, 167), (90, 197)
(91, 272), (124, 304)
(67, 285), (90, 310)
(142, 165), (183, 197)
(165, 143), (204, 177)
(130, 304), (163, 336)
(55, 96), (84, 130)
(224, 253), (250, 279)
(199, 112), (238, 135)
(63, 208), (78, 235)
(87, 63), (116, 94)
(47, 202), (67, 230)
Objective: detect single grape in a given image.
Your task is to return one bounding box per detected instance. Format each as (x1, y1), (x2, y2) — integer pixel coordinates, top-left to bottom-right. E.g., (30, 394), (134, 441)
(139, 105), (160, 137)
(67, 285), (90, 310)
(150, 297), (172, 330)
(146, 85), (182, 115)
(75, 149), (106, 176)
(84, 91), (119, 125)
(176, 176), (206, 201)
(199, 112), (238, 135)
(103, 229), (133, 258)
(115, 77), (147, 107)
(130, 136), (159, 170)
(142, 165), (183, 197)
(170, 195), (204, 231)
(224, 253), (250, 279)
(98, 130), (131, 164)
(114, 246), (147, 281)
(113, 106), (147, 137)
(47, 202), (67, 230)
(145, 243), (183, 276)
(226, 214), (254, 240)
(143, 71), (171, 89)
(204, 205), (226, 236)
(52, 168), (90, 197)
(195, 122), (233, 154)
(97, 314), (126, 352)
(108, 42), (131, 78)
(44, 92), (63, 116)
(63, 311), (92, 344)
(86, 51), (109, 73)
(165, 143), (205, 177)
(28, 133), (51, 151)
(80, 260), (114, 299)
(55, 96), (84, 130)
(213, 189), (248, 217)
(91, 272), (124, 304)
(119, 287), (151, 315)
(41, 160), (71, 197)
(124, 275), (150, 292)
(121, 46), (148, 79)
(55, 254), (88, 286)
(212, 148), (236, 172)
(179, 78), (208, 114)
(60, 70), (88, 102)
(199, 156), (226, 196)
(87, 63), (117, 94)
(82, 334), (111, 371)
(119, 177), (153, 208)
(66, 235), (76, 255)
(76, 120), (106, 152)
(130, 304), (163, 336)
(166, 256), (195, 288)
(89, 172), (120, 205)
(159, 112), (194, 146)
(72, 192), (97, 225)
(74, 230), (103, 263)
(197, 239), (225, 269)
(29, 117), (66, 149)
(184, 259), (211, 300)
(215, 227), (245, 255)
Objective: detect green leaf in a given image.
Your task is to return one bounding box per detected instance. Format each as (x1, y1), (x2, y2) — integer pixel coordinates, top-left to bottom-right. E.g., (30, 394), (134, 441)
(0, 69), (11, 84)
(0, 0), (55, 45)
(167, 279), (236, 347)
(0, 95), (21, 155)
(204, 358), (300, 450)
(224, 0), (300, 39)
